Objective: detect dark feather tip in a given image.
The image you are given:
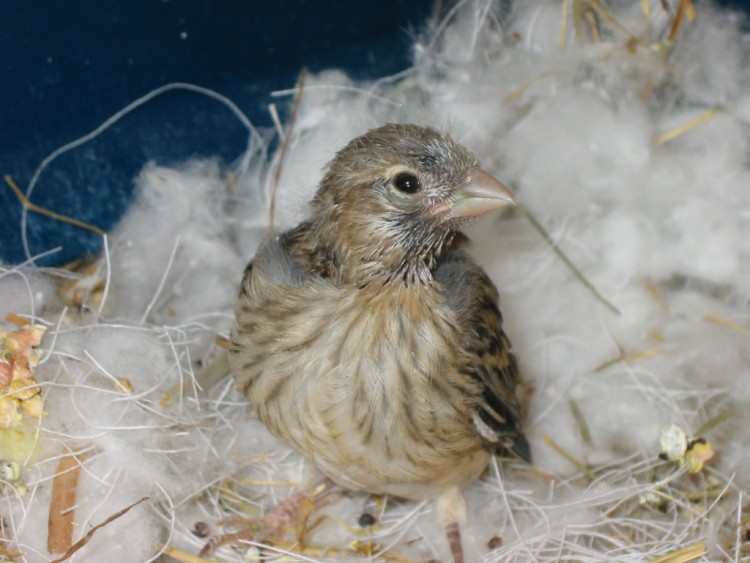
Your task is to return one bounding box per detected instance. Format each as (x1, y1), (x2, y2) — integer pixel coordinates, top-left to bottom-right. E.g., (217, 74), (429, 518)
(510, 433), (532, 463)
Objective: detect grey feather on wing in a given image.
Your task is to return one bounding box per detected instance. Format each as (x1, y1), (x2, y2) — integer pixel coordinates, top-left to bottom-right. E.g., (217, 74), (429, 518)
(433, 248), (479, 318)
(252, 236), (306, 287)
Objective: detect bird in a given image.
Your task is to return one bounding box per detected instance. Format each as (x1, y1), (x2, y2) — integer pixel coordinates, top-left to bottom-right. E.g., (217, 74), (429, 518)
(227, 123), (530, 562)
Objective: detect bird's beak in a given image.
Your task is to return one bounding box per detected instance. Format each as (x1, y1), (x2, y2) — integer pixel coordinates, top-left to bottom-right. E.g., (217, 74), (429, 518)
(442, 168), (515, 221)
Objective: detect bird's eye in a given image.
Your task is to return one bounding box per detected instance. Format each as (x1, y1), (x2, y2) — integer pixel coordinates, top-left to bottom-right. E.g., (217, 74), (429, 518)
(392, 172), (422, 194)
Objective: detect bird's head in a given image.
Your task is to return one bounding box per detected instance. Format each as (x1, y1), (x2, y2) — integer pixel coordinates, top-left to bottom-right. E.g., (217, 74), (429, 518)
(310, 123), (514, 285)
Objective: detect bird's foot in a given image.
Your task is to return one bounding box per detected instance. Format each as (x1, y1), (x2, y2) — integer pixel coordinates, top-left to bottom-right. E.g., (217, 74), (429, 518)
(199, 479), (340, 557)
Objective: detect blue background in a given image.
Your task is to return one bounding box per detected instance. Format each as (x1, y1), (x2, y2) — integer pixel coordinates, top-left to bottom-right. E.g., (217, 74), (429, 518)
(1, 1), (434, 265)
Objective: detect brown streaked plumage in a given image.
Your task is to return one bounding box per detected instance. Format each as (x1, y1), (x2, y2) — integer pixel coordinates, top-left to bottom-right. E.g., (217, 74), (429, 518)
(228, 123), (530, 562)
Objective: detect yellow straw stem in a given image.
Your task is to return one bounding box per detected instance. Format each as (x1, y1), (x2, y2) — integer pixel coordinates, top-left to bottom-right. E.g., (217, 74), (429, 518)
(541, 432), (597, 480)
(4, 175), (110, 238)
(654, 107), (722, 145)
(649, 541), (707, 563)
(704, 312), (750, 337)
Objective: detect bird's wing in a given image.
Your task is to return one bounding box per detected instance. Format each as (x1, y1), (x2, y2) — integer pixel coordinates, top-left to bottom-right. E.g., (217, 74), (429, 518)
(434, 245), (531, 462)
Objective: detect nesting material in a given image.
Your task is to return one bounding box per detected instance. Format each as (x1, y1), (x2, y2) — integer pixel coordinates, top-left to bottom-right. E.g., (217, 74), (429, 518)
(2, 0), (750, 561)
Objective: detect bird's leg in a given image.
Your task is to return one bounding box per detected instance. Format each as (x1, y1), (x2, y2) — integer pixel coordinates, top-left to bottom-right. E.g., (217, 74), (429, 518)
(445, 521), (465, 563)
(199, 478), (340, 557)
(435, 486), (468, 563)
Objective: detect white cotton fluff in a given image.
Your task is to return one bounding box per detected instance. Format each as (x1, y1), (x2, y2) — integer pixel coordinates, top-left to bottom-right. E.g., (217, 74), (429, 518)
(0, 267), (56, 324)
(105, 160), (245, 326)
(3, 0), (750, 561)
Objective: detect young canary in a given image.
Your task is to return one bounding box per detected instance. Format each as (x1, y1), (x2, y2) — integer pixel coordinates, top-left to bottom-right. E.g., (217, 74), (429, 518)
(229, 123), (530, 562)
